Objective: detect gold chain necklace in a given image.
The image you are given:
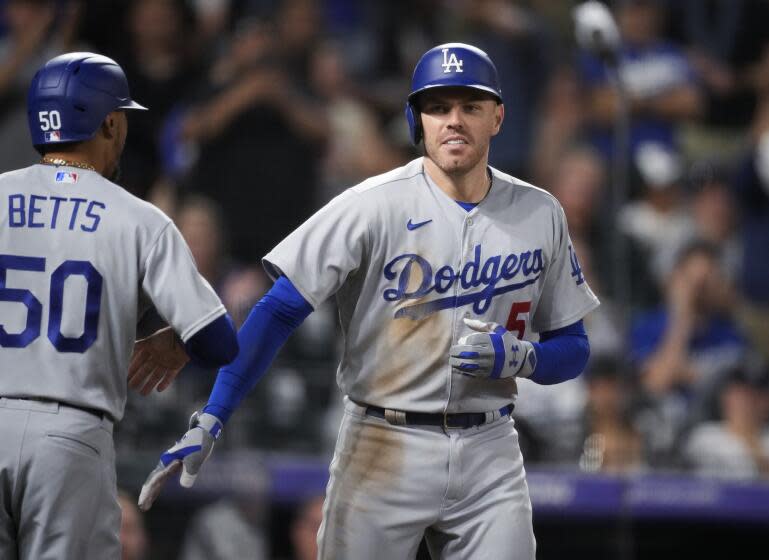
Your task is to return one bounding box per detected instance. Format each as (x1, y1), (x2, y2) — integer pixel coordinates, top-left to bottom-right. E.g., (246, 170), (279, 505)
(40, 157), (96, 172)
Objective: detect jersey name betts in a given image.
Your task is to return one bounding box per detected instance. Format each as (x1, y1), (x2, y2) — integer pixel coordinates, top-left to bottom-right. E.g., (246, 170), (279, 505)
(0, 165), (225, 420)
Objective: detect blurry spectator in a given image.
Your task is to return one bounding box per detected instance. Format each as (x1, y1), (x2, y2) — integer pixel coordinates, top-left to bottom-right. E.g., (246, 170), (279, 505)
(618, 142), (693, 295)
(219, 266), (270, 329)
(668, 0), (769, 131)
(190, 0), (232, 49)
(459, 0), (552, 176)
(527, 0), (583, 52)
(178, 456), (270, 560)
(531, 65), (588, 185)
(288, 494), (324, 560)
(514, 376), (587, 465)
(177, 195), (227, 285)
(733, 45), (769, 306)
(174, 9), (328, 262)
(514, 334), (590, 464)
(578, 0), (703, 162)
(176, 195), (268, 325)
(684, 365), (769, 480)
(728, 46), (769, 359)
(631, 240), (746, 396)
(274, 0), (322, 89)
(180, 497), (269, 560)
(117, 0), (203, 199)
(309, 39), (405, 203)
(0, 0), (82, 172)
(630, 240), (749, 461)
(338, 0), (448, 119)
(578, 357), (645, 474)
(682, 170), (769, 366)
(688, 163), (742, 278)
(547, 145), (607, 244)
(118, 491), (148, 560)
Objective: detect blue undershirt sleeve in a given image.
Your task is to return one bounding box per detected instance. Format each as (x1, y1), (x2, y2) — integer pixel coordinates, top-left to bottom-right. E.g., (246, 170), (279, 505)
(203, 276), (314, 423)
(528, 320), (590, 385)
(184, 314), (239, 368)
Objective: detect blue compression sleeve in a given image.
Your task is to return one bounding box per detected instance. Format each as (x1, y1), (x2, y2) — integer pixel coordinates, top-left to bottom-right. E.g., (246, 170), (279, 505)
(184, 314), (239, 367)
(528, 320), (590, 385)
(203, 276), (313, 422)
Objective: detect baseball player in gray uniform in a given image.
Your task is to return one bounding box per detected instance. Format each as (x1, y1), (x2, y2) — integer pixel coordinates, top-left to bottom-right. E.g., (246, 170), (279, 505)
(140, 43), (599, 559)
(0, 52), (238, 560)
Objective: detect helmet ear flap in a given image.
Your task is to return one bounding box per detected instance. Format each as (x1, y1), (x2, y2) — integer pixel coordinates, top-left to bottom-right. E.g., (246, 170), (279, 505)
(405, 102), (422, 145)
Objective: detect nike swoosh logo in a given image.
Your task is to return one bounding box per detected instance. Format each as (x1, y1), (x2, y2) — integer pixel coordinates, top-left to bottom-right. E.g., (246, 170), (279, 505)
(407, 218), (433, 231)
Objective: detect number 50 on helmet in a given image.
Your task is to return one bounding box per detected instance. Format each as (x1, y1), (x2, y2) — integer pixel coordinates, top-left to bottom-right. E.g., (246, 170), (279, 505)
(27, 52), (147, 153)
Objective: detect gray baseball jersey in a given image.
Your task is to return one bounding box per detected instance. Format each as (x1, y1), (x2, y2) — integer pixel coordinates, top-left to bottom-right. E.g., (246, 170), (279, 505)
(0, 164), (226, 421)
(264, 157), (600, 413)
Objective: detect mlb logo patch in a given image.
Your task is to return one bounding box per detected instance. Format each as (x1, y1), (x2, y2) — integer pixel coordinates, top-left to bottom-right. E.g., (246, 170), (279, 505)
(45, 131), (61, 142)
(55, 171), (78, 183)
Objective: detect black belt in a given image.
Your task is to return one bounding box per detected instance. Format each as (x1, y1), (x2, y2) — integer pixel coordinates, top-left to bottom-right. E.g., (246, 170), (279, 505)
(9, 397), (110, 422)
(364, 403), (514, 429)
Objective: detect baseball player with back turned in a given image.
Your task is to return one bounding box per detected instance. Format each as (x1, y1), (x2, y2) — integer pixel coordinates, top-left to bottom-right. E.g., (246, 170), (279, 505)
(140, 43), (600, 559)
(0, 52), (239, 560)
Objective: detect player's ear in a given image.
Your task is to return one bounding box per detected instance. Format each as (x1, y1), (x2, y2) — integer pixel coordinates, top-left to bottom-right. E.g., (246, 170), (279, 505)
(100, 111), (118, 139)
(491, 103), (504, 136)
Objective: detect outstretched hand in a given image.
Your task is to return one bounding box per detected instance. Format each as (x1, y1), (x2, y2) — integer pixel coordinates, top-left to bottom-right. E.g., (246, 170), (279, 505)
(128, 327), (190, 395)
(138, 411), (223, 511)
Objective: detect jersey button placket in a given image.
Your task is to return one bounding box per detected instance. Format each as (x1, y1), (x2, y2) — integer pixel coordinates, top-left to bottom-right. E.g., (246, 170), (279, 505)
(448, 218), (472, 413)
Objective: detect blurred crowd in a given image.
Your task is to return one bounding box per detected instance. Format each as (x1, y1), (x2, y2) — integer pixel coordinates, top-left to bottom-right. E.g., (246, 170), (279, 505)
(3, 0), (769, 557)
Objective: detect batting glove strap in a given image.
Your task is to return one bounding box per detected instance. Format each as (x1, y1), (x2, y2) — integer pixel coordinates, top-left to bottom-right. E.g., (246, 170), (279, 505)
(516, 341), (538, 379)
(190, 411), (224, 439)
(450, 318), (537, 380)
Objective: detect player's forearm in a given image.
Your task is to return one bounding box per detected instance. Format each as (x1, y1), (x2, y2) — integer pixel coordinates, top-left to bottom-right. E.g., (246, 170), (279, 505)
(203, 276), (313, 422)
(184, 314), (239, 368)
(527, 320), (590, 385)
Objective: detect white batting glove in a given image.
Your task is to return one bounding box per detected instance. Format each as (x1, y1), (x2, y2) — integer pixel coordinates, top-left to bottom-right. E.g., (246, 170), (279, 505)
(450, 318), (538, 380)
(138, 411), (223, 511)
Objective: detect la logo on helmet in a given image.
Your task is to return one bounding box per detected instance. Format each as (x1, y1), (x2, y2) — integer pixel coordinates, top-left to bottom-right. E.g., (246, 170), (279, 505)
(441, 49), (463, 73)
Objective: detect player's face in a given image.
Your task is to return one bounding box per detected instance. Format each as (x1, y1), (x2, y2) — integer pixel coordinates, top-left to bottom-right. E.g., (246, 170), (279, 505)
(419, 88), (503, 177)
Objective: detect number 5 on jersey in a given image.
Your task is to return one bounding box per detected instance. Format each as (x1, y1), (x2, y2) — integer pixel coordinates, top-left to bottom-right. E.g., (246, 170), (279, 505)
(0, 254), (102, 353)
(506, 301), (531, 339)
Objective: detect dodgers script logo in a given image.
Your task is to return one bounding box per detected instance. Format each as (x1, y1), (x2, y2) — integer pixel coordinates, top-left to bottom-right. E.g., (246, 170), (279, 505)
(441, 48), (464, 73)
(383, 245), (544, 320)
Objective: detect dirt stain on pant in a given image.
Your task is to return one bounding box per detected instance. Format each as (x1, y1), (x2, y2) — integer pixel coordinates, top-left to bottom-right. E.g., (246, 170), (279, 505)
(320, 415), (404, 558)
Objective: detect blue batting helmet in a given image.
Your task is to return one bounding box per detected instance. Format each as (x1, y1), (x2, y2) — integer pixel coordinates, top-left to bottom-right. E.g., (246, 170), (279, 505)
(405, 43), (502, 145)
(27, 52), (147, 153)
